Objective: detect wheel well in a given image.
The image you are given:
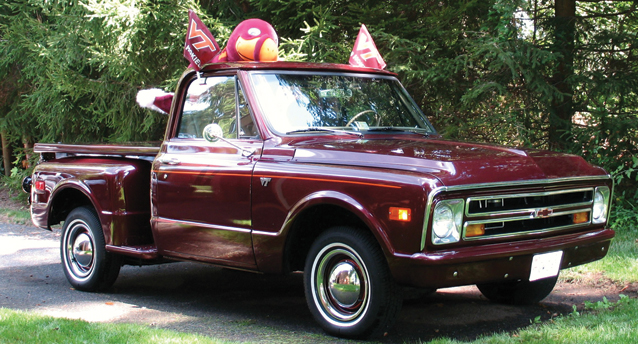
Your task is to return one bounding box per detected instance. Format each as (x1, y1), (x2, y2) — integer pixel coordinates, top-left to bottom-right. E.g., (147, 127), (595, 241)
(49, 188), (94, 227)
(284, 204), (371, 273)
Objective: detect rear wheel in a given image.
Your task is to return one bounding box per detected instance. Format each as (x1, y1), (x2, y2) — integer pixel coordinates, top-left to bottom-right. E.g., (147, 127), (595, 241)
(477, 275), (558, 305)
(61, 206), (121, 291)
(304, 226), (401, 338)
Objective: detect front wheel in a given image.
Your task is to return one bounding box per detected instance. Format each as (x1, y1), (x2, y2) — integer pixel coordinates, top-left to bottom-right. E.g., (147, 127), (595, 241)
(304, 226), (401, 338)
(61, 206), (121, 291)
(477, 275), (558, 305)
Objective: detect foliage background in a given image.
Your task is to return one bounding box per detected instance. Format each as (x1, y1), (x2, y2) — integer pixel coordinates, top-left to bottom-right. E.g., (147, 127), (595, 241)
(0, 0), (636, 224)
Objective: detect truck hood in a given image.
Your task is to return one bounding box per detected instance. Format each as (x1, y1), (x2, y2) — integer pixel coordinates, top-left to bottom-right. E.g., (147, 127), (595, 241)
(289, 137), (607, 186)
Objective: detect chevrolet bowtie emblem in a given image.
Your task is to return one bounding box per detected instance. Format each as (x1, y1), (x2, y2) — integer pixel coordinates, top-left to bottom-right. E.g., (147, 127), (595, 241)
(533, 208), (554, 218)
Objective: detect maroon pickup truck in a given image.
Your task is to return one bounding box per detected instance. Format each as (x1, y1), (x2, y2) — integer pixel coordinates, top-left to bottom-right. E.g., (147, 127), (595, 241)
(25, 62), (614, 338)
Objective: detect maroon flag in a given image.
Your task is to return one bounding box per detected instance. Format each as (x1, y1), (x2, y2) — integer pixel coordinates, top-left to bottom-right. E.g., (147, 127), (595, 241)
(348, 24), (386, 70)
(184, 10), (220, 70)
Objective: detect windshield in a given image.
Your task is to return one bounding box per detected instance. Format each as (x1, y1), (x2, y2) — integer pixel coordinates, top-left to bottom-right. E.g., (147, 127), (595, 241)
(247, 72), (436, 135)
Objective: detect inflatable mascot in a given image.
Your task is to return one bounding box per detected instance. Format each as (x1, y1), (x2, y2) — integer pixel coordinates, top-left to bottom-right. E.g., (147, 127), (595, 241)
(137, 12), (279, 114)
(213, 18), (278, 63)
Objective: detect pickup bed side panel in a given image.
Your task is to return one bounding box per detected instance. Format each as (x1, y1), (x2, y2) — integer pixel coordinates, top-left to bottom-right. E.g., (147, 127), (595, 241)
(31, 158), (153, 246)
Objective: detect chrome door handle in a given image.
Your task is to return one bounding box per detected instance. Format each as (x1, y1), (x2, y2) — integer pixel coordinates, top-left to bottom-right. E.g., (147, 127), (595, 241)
(158, 157), (180, 165)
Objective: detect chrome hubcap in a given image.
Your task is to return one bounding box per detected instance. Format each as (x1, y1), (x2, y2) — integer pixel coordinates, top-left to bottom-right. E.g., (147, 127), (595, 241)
(72, 233), (94, 268)
(64, 220), (95, 280)
(313, 243), (369, 325)
(328, 262), (361, 307)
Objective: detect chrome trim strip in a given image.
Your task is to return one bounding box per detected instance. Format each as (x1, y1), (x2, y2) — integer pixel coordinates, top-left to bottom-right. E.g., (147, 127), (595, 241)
(446, 175), (610, 192)
(466, 201), (593, 218)
(252, 230), (280, 237)
(421, 186), (447, 251)
(592, 186), (612, 224)
(431, 198), (464, 246)
(467, 187), (594, 202)
(462, 221), (591, 241)
(465, 208), (590, 227)
(152, 217), (252, 234)
(420, 175), (611, 250)
(466, 188), (594, 217)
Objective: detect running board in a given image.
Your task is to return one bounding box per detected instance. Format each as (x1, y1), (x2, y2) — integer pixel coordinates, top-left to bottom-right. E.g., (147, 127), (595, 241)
(105, 244), (159, 260)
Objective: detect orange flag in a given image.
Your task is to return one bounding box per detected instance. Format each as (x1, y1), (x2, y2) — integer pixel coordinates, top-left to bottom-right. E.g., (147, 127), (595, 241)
(349, 24), (386, 69)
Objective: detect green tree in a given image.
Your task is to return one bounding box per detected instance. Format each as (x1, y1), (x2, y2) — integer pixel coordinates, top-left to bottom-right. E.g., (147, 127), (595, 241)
(243, 0), (636, 216)
(0, 0), (213, 148)
(0, 0), (634, 221)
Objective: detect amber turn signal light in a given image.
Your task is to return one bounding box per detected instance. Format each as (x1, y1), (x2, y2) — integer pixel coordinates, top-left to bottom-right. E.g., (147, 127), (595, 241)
(573, 212), (589, 224)
(389, 207), (411, 222)
(465, 224), (485, 237)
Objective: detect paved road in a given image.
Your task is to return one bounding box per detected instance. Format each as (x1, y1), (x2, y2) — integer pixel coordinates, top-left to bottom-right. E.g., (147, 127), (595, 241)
(0, 223), (616, 343)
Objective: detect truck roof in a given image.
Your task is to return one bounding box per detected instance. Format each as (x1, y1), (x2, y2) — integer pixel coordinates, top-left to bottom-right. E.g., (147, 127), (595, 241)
(199, 61), (398, 76)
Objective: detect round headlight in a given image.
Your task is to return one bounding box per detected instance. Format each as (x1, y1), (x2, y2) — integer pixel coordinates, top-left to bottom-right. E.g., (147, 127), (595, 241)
(592, 190), (605, 220)
(433, 204), (455, 238)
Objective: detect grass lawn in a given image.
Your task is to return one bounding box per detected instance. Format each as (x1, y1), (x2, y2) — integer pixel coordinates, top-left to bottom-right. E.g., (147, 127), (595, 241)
(2, 296), (637, 344)
(0, 207), (31, 225)
(426, 295), (638, 344)
(562, 217), (638, 283)
(0, 308), (235, 344)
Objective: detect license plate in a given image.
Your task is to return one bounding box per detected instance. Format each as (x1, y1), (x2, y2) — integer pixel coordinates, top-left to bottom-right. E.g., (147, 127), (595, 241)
(529, 251), (563, 282)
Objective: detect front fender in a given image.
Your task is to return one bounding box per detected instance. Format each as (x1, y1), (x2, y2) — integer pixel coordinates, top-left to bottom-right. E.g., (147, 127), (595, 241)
(281, 190), (394, 255)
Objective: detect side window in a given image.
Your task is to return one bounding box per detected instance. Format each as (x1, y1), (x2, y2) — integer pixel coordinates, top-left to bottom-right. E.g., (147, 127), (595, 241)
(178, 76), (242, 139)
(238, 83), (259, 139)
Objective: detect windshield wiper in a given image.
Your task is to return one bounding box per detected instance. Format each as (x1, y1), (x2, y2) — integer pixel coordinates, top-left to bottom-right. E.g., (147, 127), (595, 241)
(366, 127), (433, 137)
(366, 127), (406, 132)
(286, 127), (363, 138)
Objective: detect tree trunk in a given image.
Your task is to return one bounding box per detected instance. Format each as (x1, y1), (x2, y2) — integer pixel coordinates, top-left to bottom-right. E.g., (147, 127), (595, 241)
(1, 131), (13, 176)
(549, 0), (576, 151)
(22, 135), (34, 169)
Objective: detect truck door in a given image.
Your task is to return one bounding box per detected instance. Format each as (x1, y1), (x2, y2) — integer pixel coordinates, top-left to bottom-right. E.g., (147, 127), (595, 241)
(151, 73), (262, 269)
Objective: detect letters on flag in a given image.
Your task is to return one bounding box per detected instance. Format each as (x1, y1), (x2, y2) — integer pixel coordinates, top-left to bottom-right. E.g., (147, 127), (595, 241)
(184, 10), (220, 70)
(349, 24), (386, 70)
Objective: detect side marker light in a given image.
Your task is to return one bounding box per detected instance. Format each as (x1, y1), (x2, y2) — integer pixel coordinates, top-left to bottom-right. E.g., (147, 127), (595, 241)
(389, 207), (411, 222)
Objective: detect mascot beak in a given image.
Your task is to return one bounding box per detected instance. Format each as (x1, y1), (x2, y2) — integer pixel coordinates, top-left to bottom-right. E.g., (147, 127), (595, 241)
(236, 36), (278, 62)
(258, 38), (278, 61)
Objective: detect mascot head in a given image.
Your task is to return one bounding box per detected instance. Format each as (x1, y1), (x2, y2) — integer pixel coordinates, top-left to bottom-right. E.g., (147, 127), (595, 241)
(224, 19), (278, 62)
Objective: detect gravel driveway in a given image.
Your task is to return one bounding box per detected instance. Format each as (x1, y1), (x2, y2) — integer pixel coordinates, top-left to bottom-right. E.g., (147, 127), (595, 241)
(0, 222), (626, 343)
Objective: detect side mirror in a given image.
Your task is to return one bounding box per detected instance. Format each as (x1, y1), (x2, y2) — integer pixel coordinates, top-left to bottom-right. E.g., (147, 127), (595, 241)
(203, 123), (224, 143)
(202, 123), (255, 157)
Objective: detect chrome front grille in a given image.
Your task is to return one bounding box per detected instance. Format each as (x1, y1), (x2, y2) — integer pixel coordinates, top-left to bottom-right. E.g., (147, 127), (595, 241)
(463, 188), (594, 240)
(421, 176), (613, 250)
